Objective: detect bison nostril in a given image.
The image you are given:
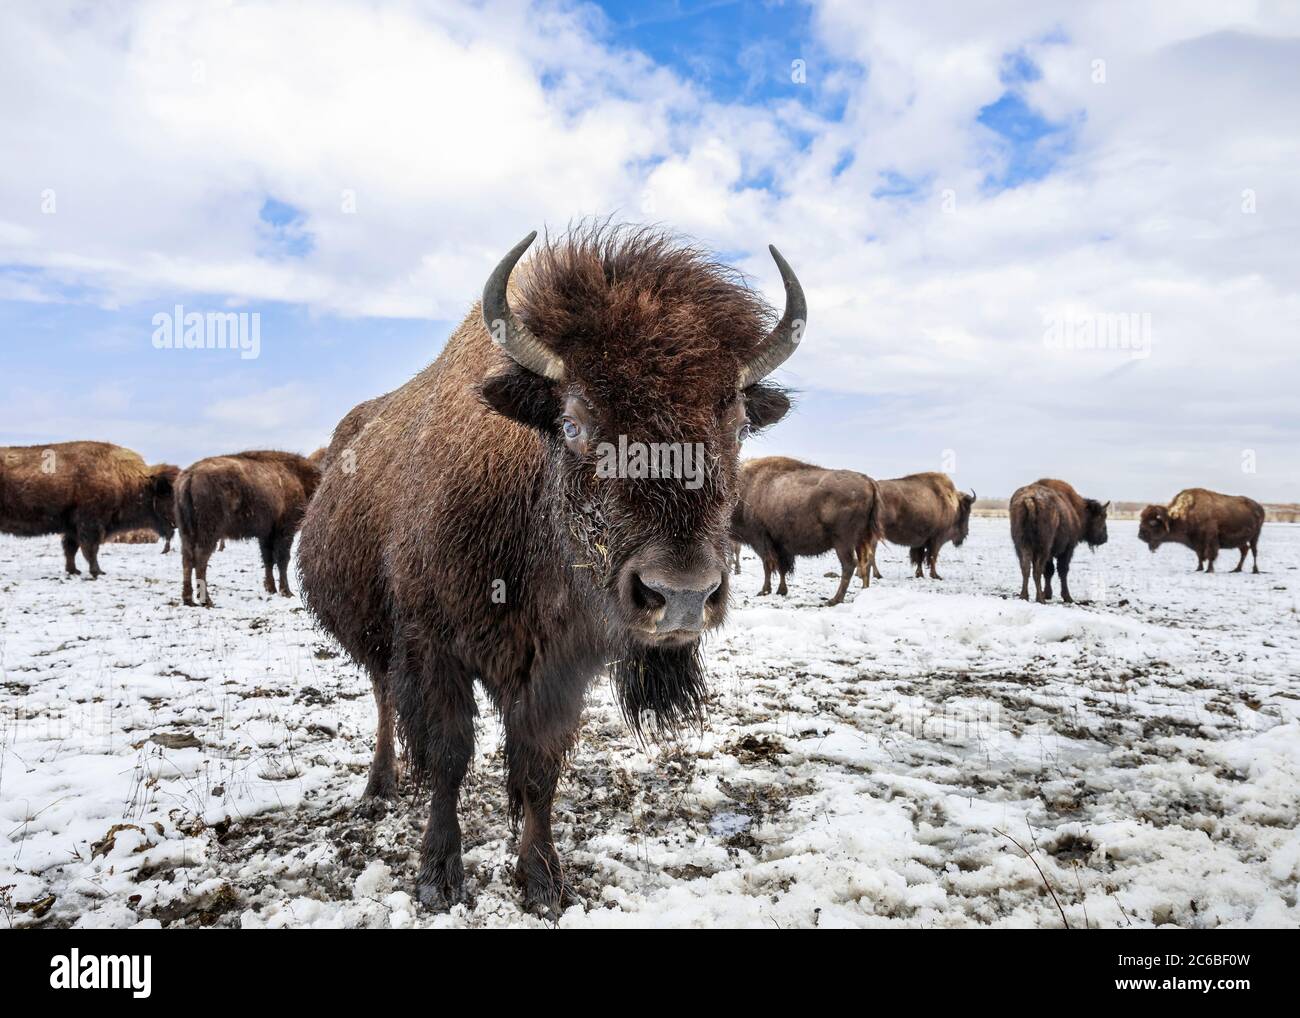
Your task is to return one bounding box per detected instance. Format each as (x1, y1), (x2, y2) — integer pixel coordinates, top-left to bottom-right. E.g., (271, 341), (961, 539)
(631, 573), (667, 613)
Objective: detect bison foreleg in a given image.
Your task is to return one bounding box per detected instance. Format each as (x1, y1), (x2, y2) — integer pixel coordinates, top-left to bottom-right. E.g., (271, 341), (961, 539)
(274, 531), (295, 597)
(505, 679), (584, 918)
(61, 530), (81, 576)
(827, 546), (855, 606)
(926, 544), (943, 581)
(258, 536), (277, 594)
(1042, 557), (1054, 600)
(77, 521), (105, 578)
(410, 655), (475, 912)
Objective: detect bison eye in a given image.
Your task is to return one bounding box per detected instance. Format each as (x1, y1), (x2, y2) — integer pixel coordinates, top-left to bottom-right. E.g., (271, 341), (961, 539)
(736, 421), (752, 444)
(562, 417), (581, 441)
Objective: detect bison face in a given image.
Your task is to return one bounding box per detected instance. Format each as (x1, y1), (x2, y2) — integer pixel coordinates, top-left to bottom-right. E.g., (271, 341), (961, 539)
(484, 370), (789, 646)
(478, 228), (800, 649)
(952, 490), (977, 546)
(150, 466), (180, 532)
(1137, 505), (1169, 550)
(1084, 498), (1110, 549)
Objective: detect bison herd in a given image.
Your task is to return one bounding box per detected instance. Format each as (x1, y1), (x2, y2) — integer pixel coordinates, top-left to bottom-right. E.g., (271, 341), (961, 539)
(0, 225), (1272, 917)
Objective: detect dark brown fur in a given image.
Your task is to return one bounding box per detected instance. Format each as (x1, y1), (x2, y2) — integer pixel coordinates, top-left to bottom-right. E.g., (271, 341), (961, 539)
(175, 451), (321, 606)
(1138, 488), (1264, 573)
(0, 441), (178, 577)
(296, 225), (794, 914)
(864, 472), (975, 581)
(731, 456), (883, 605)
(1009, 478), (1109, 603)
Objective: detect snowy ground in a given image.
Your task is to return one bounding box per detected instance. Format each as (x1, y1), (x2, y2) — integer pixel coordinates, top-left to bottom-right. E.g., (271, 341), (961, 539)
(1, 518), (1297, 929)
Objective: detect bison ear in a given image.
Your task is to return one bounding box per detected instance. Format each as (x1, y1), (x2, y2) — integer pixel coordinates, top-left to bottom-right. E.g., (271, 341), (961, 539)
(478, 367), (562, 434)
(742, 382), (792, 432)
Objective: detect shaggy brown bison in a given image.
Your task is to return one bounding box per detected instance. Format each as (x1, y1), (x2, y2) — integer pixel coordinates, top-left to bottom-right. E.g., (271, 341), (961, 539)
(0, 441), (178, 577)
(1138, 489), (1264, 573)
(731, 456), (882, 605)
(176, 451), (322, 606)
(297, 225), (803, 913)
(1009, 478), (1109, 603)
(863, 473), (975, 581)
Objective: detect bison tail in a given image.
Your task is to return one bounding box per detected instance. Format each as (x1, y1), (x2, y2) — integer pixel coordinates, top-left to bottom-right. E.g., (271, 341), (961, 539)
(866, 481), (885, 545)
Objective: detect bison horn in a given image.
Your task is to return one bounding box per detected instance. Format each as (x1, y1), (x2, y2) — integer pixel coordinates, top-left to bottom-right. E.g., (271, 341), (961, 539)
(482, 231), (565, 381)
(969, 489), (977, 502)
(737, 245), (807, 389)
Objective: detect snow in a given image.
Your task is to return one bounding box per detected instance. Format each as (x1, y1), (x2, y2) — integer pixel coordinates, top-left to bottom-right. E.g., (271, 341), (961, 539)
(1, 518), (1297, 928)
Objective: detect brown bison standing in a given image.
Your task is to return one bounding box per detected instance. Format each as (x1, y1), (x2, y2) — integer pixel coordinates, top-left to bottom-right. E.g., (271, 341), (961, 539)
(863, 473), (975, 582)
(1138, 489), (1264, 573)
(176, 451), (321, 606)
(731, 456), (883, 605)
(0, 441), (178, 577)
(297, 226), (803, 913)
(1009, 478), (1109, 603)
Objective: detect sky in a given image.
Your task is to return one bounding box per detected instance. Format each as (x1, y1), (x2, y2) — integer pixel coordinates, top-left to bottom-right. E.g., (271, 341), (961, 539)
(1, 0), (1298, 502)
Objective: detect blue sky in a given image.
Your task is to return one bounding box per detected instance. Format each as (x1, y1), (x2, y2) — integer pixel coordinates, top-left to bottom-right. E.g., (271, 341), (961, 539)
(2, 0), (1297, 500)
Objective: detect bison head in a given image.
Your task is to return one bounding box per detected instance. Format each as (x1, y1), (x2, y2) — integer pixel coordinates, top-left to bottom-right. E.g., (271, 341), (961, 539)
(1137, 504), (1170, 550)
(477, 226), (800, 727)
(149, 465), (180, 534)
(1084, 498), (1110, 549)
(952, 489), (977, 546)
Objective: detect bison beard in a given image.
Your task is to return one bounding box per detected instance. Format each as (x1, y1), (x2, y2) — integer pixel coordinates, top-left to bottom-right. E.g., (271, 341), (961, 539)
(610, 641), (708, 742)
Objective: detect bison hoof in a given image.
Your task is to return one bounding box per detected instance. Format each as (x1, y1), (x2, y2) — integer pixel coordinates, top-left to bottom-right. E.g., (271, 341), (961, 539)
(416, 870), (471, 913)
(361, 768), (400, 806)
(518, 869), (579, 921)
(279, 587), (294, 598)
(357, 795), (394, 820)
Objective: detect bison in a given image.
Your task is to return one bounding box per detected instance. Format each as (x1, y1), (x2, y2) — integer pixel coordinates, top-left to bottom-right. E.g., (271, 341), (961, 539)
(297, 225), (803, 913)
(1009, 478), (1109, 603)
(175, 450), (322, 607)
(863, 473), (975, 582)
(1138, 489), (1264, 573)
(0, 441), (178, 577)
(731, 456), (883, 605)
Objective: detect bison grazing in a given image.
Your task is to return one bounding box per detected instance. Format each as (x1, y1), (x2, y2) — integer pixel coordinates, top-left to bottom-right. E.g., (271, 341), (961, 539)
(0, 441), (178, 577)
(1138, 489), (1264, 573)
(297, 225), (803, 913)
(864, 473), (975, 582)
(731, 456), (883, 605)
(1009, 478), (1109, 603)
(175, 451), (322, 607)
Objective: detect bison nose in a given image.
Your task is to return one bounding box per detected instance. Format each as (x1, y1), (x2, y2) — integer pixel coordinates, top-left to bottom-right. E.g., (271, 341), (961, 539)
(633, 569), (723, 634)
